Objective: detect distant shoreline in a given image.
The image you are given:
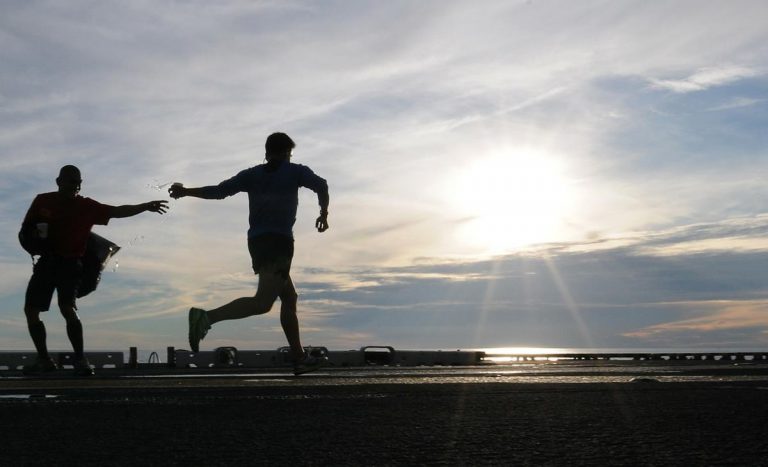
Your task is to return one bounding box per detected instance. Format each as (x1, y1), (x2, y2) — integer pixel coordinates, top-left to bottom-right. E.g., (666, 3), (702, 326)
(2, 347), (768, 366)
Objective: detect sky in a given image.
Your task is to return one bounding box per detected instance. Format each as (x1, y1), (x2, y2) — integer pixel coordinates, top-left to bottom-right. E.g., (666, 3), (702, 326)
(1, 0), (768, 354)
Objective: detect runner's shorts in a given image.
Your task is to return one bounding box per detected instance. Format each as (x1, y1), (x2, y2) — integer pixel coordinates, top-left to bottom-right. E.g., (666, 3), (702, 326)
(248, 233), (294, 279)
(25, 256), (83, 311)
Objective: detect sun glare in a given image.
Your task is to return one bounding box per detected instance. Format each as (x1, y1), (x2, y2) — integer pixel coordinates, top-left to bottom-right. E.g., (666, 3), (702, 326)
(448, 147), (575, 254)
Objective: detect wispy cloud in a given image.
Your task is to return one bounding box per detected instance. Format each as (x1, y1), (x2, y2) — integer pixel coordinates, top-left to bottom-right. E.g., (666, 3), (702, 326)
(649, 66), (761, 93)
(706, 97), (765, 111)
(623, 300), (768, 340)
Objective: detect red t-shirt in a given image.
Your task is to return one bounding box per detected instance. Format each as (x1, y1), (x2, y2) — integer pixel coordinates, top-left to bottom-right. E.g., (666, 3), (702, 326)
(23, 192), (113, 258)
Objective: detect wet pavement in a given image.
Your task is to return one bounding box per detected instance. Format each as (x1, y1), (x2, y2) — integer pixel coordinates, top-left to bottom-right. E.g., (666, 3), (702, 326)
(2, 362), (768, 465)
(3, 360), (768, 392)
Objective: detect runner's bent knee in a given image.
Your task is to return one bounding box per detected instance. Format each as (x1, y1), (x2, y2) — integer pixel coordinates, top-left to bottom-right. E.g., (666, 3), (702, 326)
(254, 277), (283, 311)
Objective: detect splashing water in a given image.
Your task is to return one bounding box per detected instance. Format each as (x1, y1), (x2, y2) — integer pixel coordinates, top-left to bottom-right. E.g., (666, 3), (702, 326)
(128, 235), (146, 247)
(146, 180), (173, 191)
(106, 180), (173, 274)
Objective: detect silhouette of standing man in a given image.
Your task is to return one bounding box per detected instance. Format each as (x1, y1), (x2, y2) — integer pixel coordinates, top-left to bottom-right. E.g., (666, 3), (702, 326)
(21, 165), (168, 375)
(169, 132), (330, 375)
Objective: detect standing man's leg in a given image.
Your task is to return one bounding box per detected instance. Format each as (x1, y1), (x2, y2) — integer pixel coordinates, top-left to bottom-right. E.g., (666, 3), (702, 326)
(57, 259), (93, 375)
(60, 305), (92, 375)
(24, 307), (49, 358)
(60, 306), (84, 359)
(23, 257), (58, 373)
(60, 305), (93, 374)
(22, 307), (57, 373)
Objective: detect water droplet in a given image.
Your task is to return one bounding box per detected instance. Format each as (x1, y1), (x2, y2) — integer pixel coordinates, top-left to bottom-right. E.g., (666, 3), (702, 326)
(147, 180), (172, 191)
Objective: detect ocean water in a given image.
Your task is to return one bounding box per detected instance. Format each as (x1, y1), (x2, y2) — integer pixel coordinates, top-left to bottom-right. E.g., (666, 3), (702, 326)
(478, 347), (768, 363)
(479, 346), (767, 354)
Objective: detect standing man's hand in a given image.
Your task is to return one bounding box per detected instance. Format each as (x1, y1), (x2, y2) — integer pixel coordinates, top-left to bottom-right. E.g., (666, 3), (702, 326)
(316, 211), (329, 232)
(168, 183), (186, 199)
(111, 200), (168, 219)
(145, 200), (169, 214)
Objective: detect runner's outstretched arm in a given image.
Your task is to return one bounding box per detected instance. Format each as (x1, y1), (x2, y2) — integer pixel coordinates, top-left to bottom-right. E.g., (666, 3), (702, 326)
(168, 184), (232, 200)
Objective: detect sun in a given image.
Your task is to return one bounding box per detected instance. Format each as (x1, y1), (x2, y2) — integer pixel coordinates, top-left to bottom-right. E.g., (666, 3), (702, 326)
(448, 147), (575, 254)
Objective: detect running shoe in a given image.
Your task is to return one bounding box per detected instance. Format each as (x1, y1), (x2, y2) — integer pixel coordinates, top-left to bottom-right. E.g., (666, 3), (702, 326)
(22, 356), (58, 375)
(293, 352), (328, 376)
(73, 357), (95, 376)
(188, 307), (211, 352)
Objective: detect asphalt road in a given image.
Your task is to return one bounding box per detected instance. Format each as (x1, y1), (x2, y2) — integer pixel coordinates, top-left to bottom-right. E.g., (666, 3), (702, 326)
(2, 365), (767, 466)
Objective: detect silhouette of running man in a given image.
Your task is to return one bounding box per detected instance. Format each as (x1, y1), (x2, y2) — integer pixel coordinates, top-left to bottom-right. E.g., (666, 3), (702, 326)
(22, 165), (168, 376)
(169, 132), (330, 375)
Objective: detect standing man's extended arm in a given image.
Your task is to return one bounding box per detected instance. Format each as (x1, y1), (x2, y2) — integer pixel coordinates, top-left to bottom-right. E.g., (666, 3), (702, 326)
(110, 200), (168, 218)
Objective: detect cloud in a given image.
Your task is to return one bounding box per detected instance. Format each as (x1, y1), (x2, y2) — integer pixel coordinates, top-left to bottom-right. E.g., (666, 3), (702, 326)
(622, 300), (768, 342)
(286, 215), (768, 348)
(618, 215), (768, 255)
(706, 97), (766, 111)
(649, 66), (761, 93)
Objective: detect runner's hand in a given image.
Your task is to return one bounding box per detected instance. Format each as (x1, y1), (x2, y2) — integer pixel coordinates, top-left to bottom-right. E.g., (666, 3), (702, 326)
(316, 213), (329, 232)
(168, 183), (186, 199)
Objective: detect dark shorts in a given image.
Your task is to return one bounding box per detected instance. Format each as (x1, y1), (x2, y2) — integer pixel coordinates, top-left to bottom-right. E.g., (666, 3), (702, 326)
(25, 256), (83, 311)
(248, 233), (294, 279)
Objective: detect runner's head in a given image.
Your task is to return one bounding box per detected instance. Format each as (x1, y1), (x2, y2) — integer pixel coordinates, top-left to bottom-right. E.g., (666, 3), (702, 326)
(265, 132), (295, 163)
(57, 165), (82, 198)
